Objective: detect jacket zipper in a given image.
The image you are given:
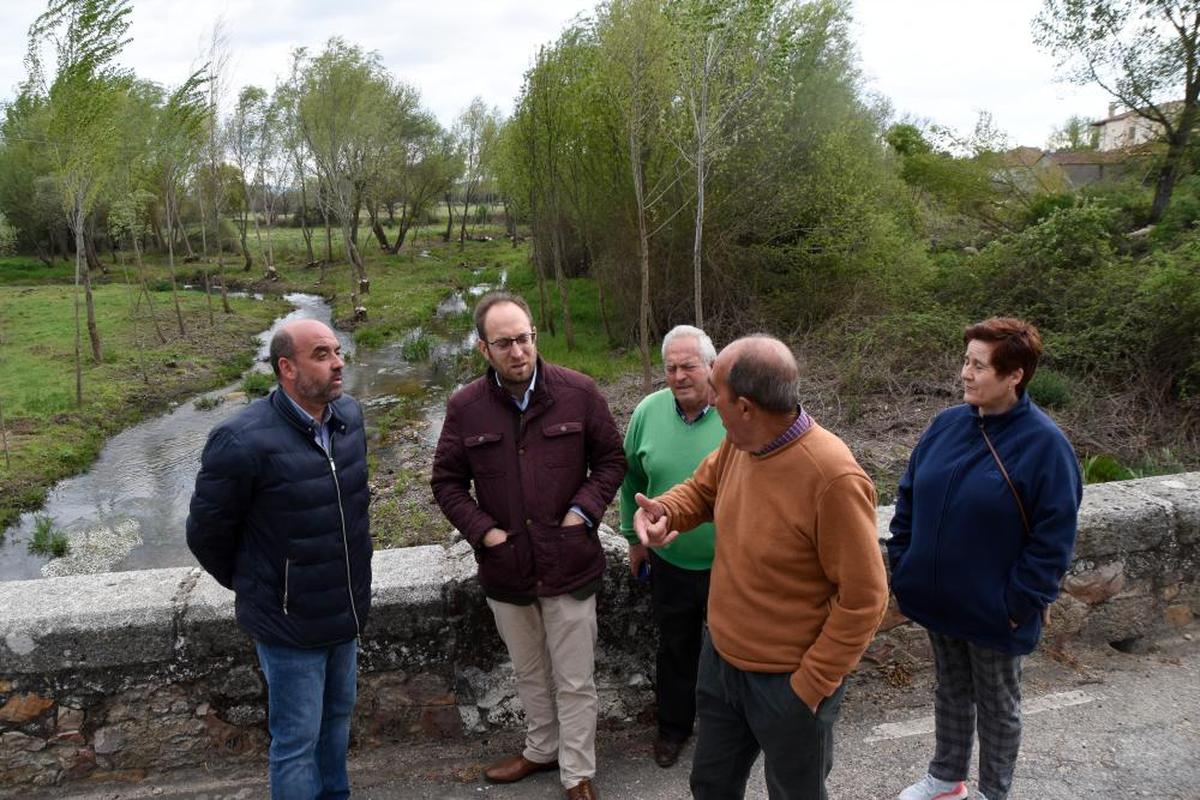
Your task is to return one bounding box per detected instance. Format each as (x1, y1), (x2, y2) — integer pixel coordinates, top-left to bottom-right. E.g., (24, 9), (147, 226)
(327, 438), (362, 637)
(282, 559), (290, 615)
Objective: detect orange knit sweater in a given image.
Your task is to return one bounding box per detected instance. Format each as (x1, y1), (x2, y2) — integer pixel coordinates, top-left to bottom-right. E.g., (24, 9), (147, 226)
(656, 423), (888, 710)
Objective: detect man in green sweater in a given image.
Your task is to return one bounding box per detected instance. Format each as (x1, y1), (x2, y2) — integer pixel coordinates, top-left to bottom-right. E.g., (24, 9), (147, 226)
(620, 325), (726, 769)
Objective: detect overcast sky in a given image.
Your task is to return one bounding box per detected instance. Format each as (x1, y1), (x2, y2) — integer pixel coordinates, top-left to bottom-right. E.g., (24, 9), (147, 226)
(0, 0), (1112, 148)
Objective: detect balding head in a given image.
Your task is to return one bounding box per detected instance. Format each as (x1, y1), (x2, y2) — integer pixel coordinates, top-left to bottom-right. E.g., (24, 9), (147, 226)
(270, 319), (345, 418)
(270, 319), (334, 377)
(720, 335), (800, 413)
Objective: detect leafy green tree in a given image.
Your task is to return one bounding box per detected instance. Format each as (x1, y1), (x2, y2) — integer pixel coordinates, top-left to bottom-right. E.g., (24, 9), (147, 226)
(27, 0), (134, 403)
(149, 69), (208, 333)
(668, 0), (793, 326)
(1047, 114), (1099, 150)
(1034, 0), (1200, 222)
(452, 97), (503, 250)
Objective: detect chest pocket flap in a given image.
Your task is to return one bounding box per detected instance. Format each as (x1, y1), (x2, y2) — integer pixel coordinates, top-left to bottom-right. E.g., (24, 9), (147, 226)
(465, 432), (505, 477)
(542, 420), (584, 468)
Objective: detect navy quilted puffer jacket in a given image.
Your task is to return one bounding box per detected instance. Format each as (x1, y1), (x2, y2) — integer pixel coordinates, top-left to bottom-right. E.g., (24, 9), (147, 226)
(187, 388), (372, 648)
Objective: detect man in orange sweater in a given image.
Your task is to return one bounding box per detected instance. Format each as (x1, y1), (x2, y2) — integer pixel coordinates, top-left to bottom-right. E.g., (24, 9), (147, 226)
(635, 335), (888, 800)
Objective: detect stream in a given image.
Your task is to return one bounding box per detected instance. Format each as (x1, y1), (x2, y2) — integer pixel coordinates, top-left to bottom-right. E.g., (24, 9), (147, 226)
(0, 279), (497, 582)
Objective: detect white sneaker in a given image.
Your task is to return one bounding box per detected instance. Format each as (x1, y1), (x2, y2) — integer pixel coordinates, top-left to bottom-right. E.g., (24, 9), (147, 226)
(897, 774), (969, 800)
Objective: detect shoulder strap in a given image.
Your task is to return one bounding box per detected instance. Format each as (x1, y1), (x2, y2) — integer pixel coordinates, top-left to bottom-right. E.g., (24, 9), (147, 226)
(980, 422), (1032, 538)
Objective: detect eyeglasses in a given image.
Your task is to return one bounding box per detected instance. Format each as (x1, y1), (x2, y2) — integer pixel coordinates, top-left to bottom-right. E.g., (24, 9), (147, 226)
(485, 331), (537, 351)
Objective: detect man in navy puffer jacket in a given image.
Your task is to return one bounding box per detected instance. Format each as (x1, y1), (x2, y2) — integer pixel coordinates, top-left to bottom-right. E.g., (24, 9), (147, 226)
(187, 318), (371, 800)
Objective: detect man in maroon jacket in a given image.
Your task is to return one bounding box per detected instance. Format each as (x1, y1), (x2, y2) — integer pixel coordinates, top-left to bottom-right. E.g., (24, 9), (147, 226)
(432, 292), (626, 800)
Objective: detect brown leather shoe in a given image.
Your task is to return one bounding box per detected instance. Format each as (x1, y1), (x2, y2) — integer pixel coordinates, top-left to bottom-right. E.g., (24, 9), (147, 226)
(483, 753), (558, 783)
(565, 778), (599, 799)
(653, 736), (685, 768)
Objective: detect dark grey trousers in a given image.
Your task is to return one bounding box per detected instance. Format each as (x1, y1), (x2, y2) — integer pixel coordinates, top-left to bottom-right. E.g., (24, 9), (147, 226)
(690, 633), (846, 800)
(650, 551), (711, 742)
(927, 631), (1024, 800)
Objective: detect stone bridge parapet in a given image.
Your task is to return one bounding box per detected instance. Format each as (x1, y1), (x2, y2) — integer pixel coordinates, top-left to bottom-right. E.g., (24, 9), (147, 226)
(1, 473), (1197, 792)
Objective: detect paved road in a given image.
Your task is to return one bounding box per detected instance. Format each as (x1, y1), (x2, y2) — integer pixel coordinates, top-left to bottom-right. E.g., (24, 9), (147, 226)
(37, 626), (1200, 800)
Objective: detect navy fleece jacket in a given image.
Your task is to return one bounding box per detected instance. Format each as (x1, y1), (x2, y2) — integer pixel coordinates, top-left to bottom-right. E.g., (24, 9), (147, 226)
(887, 393), (1082, 654)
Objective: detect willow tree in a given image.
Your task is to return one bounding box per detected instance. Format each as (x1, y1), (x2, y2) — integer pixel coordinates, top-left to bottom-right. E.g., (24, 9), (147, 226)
(597, 0), (677, 391)
(28, 0), (133, 404)
(669, 0), (793, 326)
(292, 39), (398, 295)
(150, 69), (208, 333)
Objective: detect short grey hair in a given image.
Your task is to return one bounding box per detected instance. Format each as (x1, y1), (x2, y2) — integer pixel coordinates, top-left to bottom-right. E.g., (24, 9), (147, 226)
(727, 336), (799, 413)
(661, 325), (717, 365)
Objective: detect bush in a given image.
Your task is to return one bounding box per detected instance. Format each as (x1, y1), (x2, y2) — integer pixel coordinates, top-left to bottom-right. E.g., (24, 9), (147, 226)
(29, 515), (70, 558)
(401, 333), (433, 361)
(1081, 454), (1133, 484)
(242, 372), (274, 397)
(1027, 369), (1071, 409)
(193, 395), (222, 411)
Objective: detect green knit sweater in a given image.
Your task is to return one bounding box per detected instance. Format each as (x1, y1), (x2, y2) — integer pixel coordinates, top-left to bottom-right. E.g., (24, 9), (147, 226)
(619, 388), (725, 570)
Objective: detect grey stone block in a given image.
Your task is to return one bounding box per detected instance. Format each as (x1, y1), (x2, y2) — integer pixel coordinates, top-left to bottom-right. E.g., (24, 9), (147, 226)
(1074, 482), (1172, 560)
(1128, 473), (1200, 546)
(177, 570), (248, 660)
(0, 568), (191, 674)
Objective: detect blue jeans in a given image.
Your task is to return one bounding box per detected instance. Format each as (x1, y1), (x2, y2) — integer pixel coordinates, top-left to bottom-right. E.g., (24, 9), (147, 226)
(255, 638), (358, 800)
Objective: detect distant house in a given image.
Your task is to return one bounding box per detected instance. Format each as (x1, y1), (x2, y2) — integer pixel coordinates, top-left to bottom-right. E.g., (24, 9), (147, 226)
(1043, 148), (1152, 186)
(1092, 101), (1182, 151)
(993, 144), (1154, 190)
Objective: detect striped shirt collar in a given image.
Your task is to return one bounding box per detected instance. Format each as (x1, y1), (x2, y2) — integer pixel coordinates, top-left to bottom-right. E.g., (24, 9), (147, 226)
(753, 406), (813, 456)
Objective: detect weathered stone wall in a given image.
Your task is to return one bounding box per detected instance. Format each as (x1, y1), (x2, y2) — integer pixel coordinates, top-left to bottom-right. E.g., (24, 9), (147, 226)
(1, 473), (1197, 793)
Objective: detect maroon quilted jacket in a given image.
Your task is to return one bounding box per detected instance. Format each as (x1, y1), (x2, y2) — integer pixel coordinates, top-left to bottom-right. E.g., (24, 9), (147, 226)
(431, 359), (626, 598)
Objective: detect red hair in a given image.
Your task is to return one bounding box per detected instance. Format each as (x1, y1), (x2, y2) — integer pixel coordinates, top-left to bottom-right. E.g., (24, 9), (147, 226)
(963, 317), (1043, 393)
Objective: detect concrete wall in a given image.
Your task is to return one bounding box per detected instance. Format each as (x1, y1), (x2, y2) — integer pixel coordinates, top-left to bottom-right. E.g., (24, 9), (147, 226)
(1, 473), (1197, 792)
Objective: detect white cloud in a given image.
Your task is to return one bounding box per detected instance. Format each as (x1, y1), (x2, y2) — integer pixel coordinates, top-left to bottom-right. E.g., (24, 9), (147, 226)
(1, 0), (1117, 146)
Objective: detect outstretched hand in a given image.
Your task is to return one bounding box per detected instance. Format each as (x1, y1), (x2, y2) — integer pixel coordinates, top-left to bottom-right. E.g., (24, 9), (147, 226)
(633, 492), (679, 548)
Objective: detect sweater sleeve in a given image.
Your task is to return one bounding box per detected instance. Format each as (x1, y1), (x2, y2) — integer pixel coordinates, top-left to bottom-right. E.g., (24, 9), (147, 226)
(791, 473), (889, 710)
(618, 402), (647, 542)
(1004, 434), (1083, 624)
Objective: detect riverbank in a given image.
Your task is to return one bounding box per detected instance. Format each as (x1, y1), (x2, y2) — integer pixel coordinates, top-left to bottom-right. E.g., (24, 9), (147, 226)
(0, 284), (289, 532)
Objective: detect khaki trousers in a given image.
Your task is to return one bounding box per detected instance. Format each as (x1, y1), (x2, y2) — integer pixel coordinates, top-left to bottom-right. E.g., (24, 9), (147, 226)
(487, 594), (598, 788)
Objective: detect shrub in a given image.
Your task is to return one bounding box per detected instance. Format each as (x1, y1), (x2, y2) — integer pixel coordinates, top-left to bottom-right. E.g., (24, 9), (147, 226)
(1027, 369), (1071, 409)
(242, 372), (274, 397)
(193, 395), (222, 411)
(1081, 454), (1133, 484)
(29, 515), (70, 558)
(401, 333), (433, 361)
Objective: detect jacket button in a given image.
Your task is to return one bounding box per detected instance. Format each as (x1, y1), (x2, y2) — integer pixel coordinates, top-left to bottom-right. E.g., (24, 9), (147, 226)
(519, 448), (525, 456)
(525, 518), (533, 527)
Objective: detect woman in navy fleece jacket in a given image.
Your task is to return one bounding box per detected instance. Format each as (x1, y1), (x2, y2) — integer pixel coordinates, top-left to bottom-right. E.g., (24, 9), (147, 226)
(889, 318), (1082, 800)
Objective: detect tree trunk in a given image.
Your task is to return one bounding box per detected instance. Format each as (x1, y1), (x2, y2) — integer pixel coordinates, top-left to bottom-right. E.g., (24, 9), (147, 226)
(692, 145), (706, 328)
(298, 178), (315, 264)
(630, 126), (653, 395)
(164, 193), (187, 337)
(368, 204), (389, 250)
(459, 188), (471, 250)
(239, 212), (253, 271)
(443, 194), (454, 242)
(551, 222), (575, 350)
(73, 206), (85, 407)
(132, 237), (166, 344)
(1151, 135), (1189, 223)
(531, 234), (555, 336)
(390, 203), (412, 254)
(0, 396), (10, 469)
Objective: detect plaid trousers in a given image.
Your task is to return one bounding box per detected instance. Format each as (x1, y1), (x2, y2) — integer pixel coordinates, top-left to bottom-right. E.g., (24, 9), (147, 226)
(926, 631), (1024, 800)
